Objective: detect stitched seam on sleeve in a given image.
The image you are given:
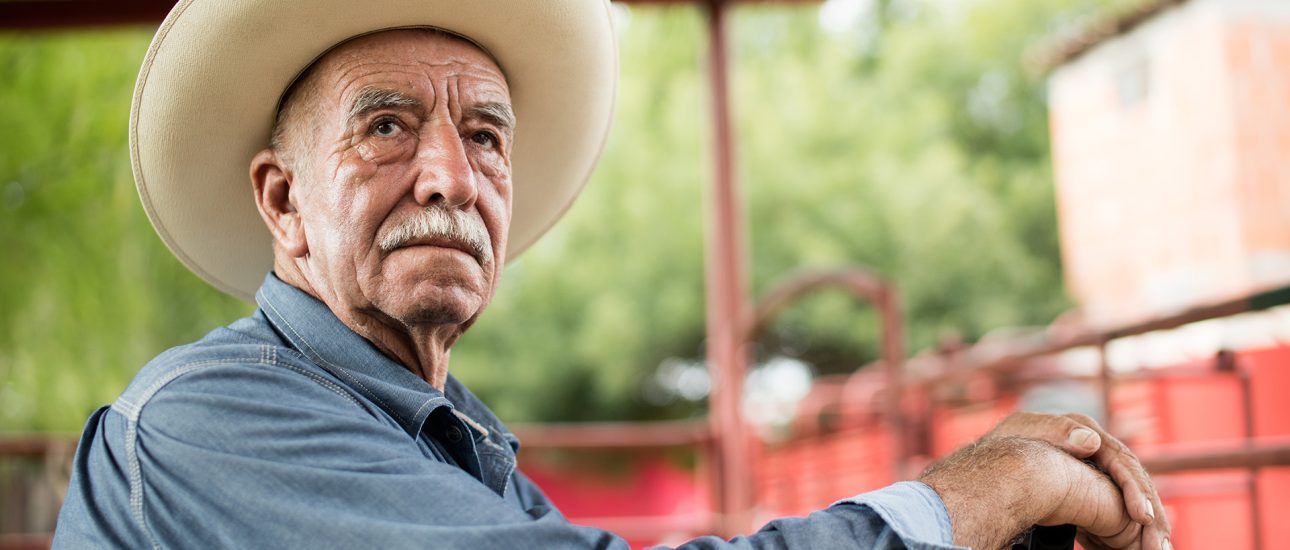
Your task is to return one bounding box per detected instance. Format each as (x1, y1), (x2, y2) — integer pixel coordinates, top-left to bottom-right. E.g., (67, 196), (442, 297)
(112, 396), (139, 419)
(121, 357), (279, 549)
(120, 347), (365, 548)
(124, 418), (160, 550)
(116, 359), (251, 421)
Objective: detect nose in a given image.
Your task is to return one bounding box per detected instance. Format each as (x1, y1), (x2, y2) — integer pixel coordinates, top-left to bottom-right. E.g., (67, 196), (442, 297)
(412, 121), (478, 209)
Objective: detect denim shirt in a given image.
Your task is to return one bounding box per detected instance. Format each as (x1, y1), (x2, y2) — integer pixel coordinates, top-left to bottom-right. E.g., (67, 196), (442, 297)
(54, 274), (963, 549)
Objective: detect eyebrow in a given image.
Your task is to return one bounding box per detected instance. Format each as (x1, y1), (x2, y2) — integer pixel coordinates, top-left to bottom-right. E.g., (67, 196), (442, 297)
(468, 102), (516, 137)
(347, 87), (515, 137)
(347, 87), (423, 121)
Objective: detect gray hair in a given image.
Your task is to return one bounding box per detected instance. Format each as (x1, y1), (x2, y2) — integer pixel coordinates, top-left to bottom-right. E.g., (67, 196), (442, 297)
(378, 205), (494, 266)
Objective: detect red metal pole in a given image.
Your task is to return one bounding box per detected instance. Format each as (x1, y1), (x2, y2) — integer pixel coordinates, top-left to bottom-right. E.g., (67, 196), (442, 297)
(1097, 338), (1114, 429)
(878, 287), (906, 479)
(1138, 437), (1290, 472)
(1237, 362), (1264, 550)
(701, 0), (754, 536)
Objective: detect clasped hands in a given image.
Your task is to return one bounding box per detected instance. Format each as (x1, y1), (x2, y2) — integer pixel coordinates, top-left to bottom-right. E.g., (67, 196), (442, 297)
(920, 412), (1172, 550)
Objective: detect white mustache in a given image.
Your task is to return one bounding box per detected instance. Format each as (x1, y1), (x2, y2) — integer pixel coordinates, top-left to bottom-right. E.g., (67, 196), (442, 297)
(378, 206), (493, 265)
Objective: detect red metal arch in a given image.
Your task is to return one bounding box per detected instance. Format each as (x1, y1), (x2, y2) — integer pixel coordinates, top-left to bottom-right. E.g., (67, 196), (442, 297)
(746, 266), (907, 479)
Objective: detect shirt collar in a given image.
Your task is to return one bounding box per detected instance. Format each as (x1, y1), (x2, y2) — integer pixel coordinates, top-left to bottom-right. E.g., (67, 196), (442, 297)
(254, 273), (515, 450)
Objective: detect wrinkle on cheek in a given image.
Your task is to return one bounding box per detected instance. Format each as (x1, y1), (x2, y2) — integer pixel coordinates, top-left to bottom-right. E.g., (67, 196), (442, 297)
(330, 133), (382, 183)
(324, 151), (378, 205)
(356, 141), (383, 163)
(475, 156), (509, 180)
(335, 157), (378, 190)
(331, 129), (383, 165)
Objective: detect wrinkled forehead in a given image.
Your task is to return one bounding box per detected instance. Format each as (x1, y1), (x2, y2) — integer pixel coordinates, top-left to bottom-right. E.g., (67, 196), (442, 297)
(277, 28), (509, 114)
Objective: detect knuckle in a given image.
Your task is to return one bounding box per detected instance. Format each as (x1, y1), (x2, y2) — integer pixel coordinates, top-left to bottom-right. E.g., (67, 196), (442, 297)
(1001, 411), (1033, 425)
(990, 411), (1034, 438)
(1064, 411), (1099, 427)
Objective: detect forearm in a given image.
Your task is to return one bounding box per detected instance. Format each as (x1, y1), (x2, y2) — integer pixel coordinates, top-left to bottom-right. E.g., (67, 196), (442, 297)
(920, 438), (1040, 549)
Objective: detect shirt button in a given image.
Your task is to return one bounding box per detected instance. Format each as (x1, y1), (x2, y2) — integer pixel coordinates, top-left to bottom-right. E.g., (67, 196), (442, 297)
(445, 426), (464, 443)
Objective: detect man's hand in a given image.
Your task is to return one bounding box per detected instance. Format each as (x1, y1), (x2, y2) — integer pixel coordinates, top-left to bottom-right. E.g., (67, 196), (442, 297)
(986, 412), (1172, 550)
(920, 437), (1141, 550)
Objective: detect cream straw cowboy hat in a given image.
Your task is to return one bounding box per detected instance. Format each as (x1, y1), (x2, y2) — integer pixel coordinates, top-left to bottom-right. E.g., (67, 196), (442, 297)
(131, 0), (617, 300)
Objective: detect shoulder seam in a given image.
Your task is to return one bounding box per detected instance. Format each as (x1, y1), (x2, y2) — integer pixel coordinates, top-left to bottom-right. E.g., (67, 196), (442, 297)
(116, 345), (365, 546)
(112, 348), (362, 420)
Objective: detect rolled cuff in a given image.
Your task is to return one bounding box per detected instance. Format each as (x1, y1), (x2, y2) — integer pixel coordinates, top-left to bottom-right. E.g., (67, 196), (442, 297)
(833, 481), (966, 550)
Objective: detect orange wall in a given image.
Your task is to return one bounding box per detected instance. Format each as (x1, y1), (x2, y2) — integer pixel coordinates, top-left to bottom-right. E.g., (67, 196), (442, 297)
(1048, 0), (1290, 326)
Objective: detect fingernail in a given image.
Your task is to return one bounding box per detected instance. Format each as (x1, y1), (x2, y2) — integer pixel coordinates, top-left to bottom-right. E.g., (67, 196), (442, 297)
(1142, 496), (1155, 521)
(1068, 427), (1095, 447)
(1162, 538), (1172, 550)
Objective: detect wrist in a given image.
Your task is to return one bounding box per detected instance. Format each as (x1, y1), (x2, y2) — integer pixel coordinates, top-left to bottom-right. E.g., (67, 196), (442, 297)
(920, 437), (1055, 549)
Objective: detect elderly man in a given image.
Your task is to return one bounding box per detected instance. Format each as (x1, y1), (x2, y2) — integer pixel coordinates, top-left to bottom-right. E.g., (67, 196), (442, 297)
(55, 0), (1171, 548)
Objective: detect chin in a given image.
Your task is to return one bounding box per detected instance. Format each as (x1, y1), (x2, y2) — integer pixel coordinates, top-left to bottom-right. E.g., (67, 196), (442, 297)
(403, 306), (473, 326)
(368, 258), (492, 325)
(393, 283), (486, 326)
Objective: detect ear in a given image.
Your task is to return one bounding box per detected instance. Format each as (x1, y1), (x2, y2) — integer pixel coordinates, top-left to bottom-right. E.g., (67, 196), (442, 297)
(250, 149), (308, 258)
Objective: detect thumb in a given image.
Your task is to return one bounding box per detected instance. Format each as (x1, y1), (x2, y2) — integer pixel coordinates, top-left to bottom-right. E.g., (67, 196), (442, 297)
(1062, 426), (1102, 458)
(990, 412), (1102, 458)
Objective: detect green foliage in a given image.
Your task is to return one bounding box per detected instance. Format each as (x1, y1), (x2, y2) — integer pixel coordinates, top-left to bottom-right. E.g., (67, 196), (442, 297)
(1, 0), (1127, 431)
(732, 0), (1088, 373)
(0, 29), (253, 433)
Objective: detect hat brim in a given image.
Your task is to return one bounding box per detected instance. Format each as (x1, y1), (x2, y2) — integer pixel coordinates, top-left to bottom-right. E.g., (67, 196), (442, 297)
(131, 0), (617, 301)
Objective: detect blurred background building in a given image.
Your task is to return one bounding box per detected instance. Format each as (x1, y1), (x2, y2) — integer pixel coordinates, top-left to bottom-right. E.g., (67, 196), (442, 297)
(1048, 0), (1290, 327)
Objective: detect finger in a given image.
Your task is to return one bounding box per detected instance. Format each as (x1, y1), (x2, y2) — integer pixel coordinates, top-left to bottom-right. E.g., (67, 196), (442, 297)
(1095, 449), (1174, 549)
(1040, 457), (1135, 539)
(1063, 413), (1166, 529)
(1095, 447), (1153, 524)
(1142, 479), (1173, 550)
(1075, 531), (1109, 550)
(1077, 530), (1142, 550)
(1086, 521), (1143, 549)
(990, 412), (1102, 458)
(1142, 521), (1174, 550)
(1062, 418), (1166, 531)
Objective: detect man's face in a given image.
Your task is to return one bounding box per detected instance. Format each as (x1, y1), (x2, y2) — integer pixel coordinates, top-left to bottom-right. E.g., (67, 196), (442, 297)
(278, 30), (514, 328)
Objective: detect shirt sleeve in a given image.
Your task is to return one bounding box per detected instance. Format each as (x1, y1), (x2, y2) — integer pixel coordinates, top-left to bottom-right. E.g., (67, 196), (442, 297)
(829, 482), (965, 550)
(655, 482), (962, 550)
(125, 361), (961, 550)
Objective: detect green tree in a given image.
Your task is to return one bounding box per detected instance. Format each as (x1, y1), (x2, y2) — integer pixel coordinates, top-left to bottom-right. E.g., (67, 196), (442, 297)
(2, 0), (1134, 431)
(0, 29), (252, 432)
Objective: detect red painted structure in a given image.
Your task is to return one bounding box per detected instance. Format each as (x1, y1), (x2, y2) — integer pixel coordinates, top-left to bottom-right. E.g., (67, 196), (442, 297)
(511, 310), (1290, 549)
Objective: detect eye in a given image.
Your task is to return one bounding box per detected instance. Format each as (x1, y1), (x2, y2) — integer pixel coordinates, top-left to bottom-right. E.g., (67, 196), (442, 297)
(371, 118), (402, 138)
(470, 131), (497, 148)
